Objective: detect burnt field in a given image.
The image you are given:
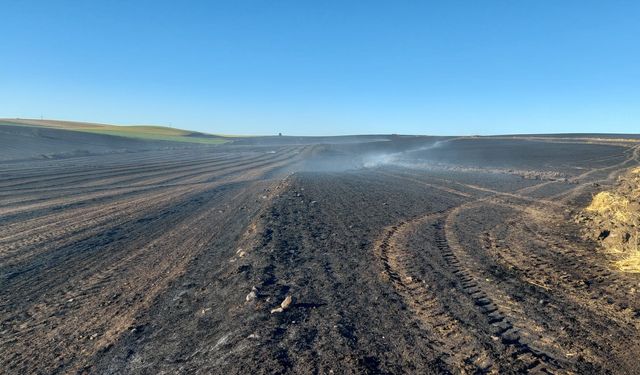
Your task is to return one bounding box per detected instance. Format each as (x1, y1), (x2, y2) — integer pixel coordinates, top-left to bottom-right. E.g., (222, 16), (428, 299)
(1, 134), (640, 374)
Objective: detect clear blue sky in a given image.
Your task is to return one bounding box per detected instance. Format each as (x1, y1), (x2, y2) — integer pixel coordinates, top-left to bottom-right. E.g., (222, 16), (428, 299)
(1, 1), (639, 135)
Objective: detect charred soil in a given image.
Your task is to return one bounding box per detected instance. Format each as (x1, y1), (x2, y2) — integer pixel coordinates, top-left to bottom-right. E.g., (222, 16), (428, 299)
(1, 135), (639, 374)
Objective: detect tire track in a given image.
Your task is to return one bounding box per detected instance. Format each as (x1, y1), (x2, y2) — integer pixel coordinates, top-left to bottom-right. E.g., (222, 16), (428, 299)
(375, 214), (495, 373)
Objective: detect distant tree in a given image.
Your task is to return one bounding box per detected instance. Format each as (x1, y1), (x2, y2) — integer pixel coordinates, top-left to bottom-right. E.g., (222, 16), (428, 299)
(278, 132), (282, 136)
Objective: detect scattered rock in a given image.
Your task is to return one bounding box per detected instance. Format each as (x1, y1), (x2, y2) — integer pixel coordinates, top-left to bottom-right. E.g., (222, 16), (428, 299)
(281, 295), (292, 309)
(270, 295), (293, 313)
(246, 286), (258, 302)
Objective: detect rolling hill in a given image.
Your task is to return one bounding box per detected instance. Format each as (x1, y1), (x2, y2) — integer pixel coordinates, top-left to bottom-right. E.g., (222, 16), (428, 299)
(0, 119), (228, 145)
(0, 119), (229, 162)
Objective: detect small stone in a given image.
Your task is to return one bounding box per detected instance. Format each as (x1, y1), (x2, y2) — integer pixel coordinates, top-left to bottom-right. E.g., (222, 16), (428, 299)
(280, 295), (292, 309)
(246, 288), (257, 302)
(270, 295), (292, 313)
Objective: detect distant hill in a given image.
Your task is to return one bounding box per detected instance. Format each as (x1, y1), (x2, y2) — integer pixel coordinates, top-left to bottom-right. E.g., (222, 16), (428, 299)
(0, 119), (231, 162)
(0, 119), (228, 145)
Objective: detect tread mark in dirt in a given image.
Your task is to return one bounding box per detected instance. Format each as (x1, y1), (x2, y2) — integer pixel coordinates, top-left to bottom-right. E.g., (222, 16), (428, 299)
(487, 200), (640, 327)
(376, 215), (495, 374)
(432, 219), (569, 374)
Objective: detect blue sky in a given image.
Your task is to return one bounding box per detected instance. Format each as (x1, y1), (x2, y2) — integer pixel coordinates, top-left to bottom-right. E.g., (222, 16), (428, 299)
(1, 1), (639, 135)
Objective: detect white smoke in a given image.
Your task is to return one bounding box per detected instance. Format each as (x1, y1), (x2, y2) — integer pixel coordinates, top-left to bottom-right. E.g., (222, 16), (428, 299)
(362, 140), (445, 168)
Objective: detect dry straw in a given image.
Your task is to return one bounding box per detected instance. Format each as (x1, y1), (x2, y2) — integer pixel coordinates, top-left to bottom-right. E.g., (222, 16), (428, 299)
(585, 167), (640, 272)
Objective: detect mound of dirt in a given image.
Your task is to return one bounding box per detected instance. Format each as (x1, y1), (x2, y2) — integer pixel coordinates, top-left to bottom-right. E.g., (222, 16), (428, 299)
(576, 167), (640, 272)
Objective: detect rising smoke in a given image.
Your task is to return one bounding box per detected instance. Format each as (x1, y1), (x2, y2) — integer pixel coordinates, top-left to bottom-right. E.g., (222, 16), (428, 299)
(361, 140), (446, 168)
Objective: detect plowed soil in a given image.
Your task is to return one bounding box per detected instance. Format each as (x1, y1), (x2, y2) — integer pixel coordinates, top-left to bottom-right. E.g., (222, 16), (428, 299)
(1, 135), (639, 374)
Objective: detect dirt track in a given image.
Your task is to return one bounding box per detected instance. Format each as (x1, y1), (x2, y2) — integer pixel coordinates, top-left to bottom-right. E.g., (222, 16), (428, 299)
(1, 136), (640, 374)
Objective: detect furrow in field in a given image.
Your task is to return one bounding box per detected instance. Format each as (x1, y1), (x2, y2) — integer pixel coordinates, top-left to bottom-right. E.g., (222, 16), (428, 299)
(0, 149), (301, 280)
(0, 181), (270, 374)
(0, 152), (239, 199)
(0, 148), (299, 249)
(0, 145), (303, 374)
(2, 154), (266, 204)
(0, 150), (216, 188)
(0, 151), (279, 217)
